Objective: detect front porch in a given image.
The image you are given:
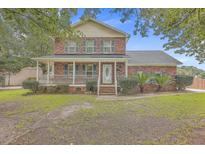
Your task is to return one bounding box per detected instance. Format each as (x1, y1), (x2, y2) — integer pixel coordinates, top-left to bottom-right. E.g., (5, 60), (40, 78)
(34, 57), (128, 95)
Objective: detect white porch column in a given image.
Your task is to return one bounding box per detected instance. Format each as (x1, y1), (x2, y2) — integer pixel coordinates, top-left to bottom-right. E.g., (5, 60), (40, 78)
(97, 61), (101, 96)
(114, 61), (117, 95)
(36, 61), (39, 81)
(125, 61), (128, 78)
(47, 61), (50, 84)
(51, 62), (54, 76)
(73, 61), (75, 85)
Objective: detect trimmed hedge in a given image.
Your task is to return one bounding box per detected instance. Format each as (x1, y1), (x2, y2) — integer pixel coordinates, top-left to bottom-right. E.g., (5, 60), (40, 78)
(56, 85), (69, 93)
(22, 79), (39, 93)
(119, 78), (138, 94)
(38, 85), (69, 93)
(86, 80), (97, 93)
(175, 75), (193, 90)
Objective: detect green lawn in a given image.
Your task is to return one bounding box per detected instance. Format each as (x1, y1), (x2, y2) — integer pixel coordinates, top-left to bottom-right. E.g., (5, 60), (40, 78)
(0, 89), (205, 144)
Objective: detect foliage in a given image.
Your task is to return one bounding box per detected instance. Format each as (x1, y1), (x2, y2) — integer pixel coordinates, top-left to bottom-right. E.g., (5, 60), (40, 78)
(0, 55), (35, 85)
(86, 80), (97, 93)
(37, 86), (47, 93)
(22, 79), (39, 93)
(55, 85), (69, 93)
(153, 74), (172, 92)
(38, 85), (69, 93)
(177, 66), (205, 79)
(0, 9), (83, 58)
(112, 8), (205, 63)
(119, 78), (138, 94)
(135, 72), (150, 93)
(175, 75), (193, 90)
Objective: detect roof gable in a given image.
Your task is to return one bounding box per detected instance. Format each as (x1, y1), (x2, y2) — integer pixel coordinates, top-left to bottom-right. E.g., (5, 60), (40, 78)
(72, 18), (128, 38)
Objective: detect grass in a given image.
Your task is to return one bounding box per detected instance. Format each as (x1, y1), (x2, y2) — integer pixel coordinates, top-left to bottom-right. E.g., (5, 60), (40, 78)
(0, 89), (96, 115)
(1, 89), (205, 144)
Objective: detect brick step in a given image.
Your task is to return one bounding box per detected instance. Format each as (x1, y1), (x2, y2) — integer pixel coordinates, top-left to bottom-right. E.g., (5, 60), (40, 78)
(99, 86), (116, 95)
(100, 93), (116, 95)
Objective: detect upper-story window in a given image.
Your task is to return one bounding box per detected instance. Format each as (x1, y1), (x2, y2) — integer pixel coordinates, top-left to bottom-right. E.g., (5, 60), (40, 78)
(85, 40), (95, 53)
(64, 41), (77, 53)
(102, 40), (115, 53)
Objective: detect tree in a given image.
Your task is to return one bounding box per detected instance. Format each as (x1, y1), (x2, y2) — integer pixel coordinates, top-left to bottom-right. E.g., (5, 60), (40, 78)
(153, 74), (172, 92)
(0, 9), (83, 57)
(135, 72), (150, 93)
(0, 55), (33, 86)
(112, 8), (205, 63)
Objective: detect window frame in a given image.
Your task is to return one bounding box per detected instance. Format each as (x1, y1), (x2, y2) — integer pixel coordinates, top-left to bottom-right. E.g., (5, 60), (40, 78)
(64, 41), (78, 54)
(102, 40), (115, 53)
(83, 64), (97, 76)
(64, 64), (73, 76)
(85, 40), (95, 53)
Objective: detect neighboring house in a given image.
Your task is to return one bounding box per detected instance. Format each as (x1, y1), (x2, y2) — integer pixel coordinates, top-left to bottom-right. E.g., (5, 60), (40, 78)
(33, 18), (182, 95)
(4, 67), (43, 86)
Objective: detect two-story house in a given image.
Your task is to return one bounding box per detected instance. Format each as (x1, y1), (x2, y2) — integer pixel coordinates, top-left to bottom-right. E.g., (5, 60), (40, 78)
(33, 18), (182, 95)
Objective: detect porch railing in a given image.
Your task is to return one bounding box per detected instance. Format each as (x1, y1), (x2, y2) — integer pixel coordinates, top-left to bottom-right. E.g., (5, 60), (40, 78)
(39, 74), (98, 85)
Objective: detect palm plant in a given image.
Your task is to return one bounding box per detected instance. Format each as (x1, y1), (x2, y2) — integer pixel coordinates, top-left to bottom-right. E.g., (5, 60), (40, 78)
(135, 72), (150, 93)
(153, 74), (172, 92)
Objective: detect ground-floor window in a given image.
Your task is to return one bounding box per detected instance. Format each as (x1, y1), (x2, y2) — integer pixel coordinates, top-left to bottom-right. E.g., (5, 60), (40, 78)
(64, 63), (97, 76)
(83, 64), (97, 76)
(64, 64), (73, 76)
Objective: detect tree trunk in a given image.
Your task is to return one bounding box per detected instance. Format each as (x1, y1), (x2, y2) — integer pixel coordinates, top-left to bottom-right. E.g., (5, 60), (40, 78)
(140, 86), (144, 93)
(157, 85), (161, 92)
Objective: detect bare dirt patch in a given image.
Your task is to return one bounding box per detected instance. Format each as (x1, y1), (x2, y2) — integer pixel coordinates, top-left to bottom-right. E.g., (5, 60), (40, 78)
(9, 112), (181, 144)
(7, 102), (93, 144)
(47, 102), (92, 120)
(0, 102), (21, 114)
(189, 119), (205, 144)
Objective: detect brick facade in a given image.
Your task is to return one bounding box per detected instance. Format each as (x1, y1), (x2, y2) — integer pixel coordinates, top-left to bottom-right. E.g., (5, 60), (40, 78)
(128, 66), (177, 76)
(54, 37), (126, 55)
(127, 66), (177, 92)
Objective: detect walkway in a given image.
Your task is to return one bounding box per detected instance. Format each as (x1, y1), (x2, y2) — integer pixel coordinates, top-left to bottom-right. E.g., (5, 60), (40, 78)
(0, 86), (23, 90)
(186, 88), (205, 93)
(97, 92), (190, 101)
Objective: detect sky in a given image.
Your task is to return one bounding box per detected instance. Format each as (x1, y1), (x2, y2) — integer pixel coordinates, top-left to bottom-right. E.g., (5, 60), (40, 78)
(71, 9), (205, 71)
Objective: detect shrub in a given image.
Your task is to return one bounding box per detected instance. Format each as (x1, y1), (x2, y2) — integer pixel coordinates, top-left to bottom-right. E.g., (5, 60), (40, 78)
(46, 86), (57, 93)
(56, 85), (69, 93)
(153, 74), (172, 92)
(22, 79), (39, 93)
(119, 78), (137, 94)
(175, 75), (193, 90)
(86, 80), (97, 93)
(37, 85), (69, 93)
(135, 72), (150, 93)
(38, 86), (47, 93)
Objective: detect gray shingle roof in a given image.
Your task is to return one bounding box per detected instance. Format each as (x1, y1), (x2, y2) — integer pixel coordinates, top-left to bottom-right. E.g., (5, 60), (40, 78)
(33, 51), (182, 66)
(127, 50), (182, 66)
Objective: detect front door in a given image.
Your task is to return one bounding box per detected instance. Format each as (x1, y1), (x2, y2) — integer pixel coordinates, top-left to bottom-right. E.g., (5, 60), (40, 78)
(102, 64), (112, 84)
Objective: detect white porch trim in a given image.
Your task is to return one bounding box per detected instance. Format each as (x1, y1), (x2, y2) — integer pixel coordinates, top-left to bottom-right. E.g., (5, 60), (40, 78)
(32, 57), (127, 63)
(125, 61), (128, 78)
(47, 61), (50, 84)
(73, 61), (76, 85)
(97, 61), (101, 96)
(114, 61), (117, 95)
(36, 61), (39, 81)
